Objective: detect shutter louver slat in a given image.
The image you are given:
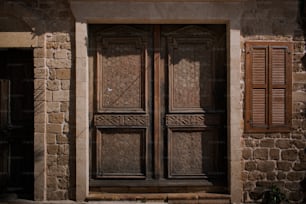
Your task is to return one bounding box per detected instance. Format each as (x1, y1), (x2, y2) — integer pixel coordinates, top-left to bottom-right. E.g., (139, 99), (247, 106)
(272, 89), (285, 125)
(252, 48), (266, 85)
(252, 89), (266, 125)
(272, 48), (286, 85)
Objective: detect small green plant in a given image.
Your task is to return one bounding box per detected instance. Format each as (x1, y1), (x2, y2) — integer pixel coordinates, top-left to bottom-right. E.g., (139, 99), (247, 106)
(262, 185), (286, 204)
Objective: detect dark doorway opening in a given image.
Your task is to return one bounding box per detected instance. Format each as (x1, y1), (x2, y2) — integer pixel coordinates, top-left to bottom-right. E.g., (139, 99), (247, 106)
(0, 49), (34, 200)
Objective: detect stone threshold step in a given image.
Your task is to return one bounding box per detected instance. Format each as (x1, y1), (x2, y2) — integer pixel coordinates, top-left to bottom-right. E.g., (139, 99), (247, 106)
(87, 192), (231, 203)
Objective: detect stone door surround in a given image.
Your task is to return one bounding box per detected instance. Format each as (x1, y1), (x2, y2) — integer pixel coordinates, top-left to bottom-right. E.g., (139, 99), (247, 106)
(69, 0), (244, 202)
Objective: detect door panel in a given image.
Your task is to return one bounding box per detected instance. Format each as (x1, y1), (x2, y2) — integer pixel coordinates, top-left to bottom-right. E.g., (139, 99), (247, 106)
(96, 128), (147, 178)
(90, 25), (227, 191)
(93, 25), (152, 179)
(162, 25), (227, 180)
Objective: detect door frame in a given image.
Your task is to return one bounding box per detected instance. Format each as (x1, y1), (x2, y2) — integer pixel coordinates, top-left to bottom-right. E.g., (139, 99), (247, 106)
(88, 24), (228, 186)
(71, 1), (243, 202)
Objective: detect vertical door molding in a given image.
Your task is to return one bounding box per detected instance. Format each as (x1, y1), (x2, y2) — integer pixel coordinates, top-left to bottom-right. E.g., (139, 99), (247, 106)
(75, 20), (89, 201)
(228, 24), (242, 203)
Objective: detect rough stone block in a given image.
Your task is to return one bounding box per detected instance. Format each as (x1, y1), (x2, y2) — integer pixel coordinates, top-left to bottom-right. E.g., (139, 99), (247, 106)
(34, 68), (48, 79)
(46, 42), (59, 49)
(254, 149), (268, 160)
(34, 48), (45, 58)
(293, 92), (306, 102)
(288, 191), (304, 202)
(260, 139), (275, 148)
(58, 144), (69, 155)
(293, 72), (306, 83)
(49, 113), (64, 124)
(56, 34), (68, 43)
(245, 161), (257, 171)
(34, 58), (45, 68)
(299, 151), (306, 162)
(47, 144), (58, 155)
(47, 102), (60, 113)
(47, 155), (57, 166)
(57, 134), (68, 144)
(48, 165), (67, 177)
(60, 42), (71, 50)
(277, 172), (286, 180)
(34, 123), (45, 133)
(47, 124), (62, 134)
(276, 139), (291, 149)
(57, 177), (69, 190)
(60, 102), (69, 112)
(292, 140), (305, 149)
(248, 171), (265, 181)
(47, 59), (71, 69)
(34, 112), (46, 123)
(49, 68), (56, 80)
(257, 161), (275, 172)
(53, 90), (70, 102)
(34, 79), (46, 90)
(58, 155), (69, 166)
(47, 133), (56, 144)
(47, 190), (67, 200)
(281, 149), (298, 161)
(285, 182), (301, 191)
(242, 148), (252, 160)
(63, 123), (69, 133)
(55, 50), (69, 59)
(293, 162), (306, 171)
(267, 172), (276, 181)
(34, 89), (46, 101)
(46, 49), (54, 58)
(270, 149), (280, 160)
(47, 176), (57, 191)
(277, 161), (292, 171)
(47, 80), (60, 91)
(61, 80), (70, 90)
(287, 172), (304, 181)
(56, 69), (71, 80)
(243, 182), (254, 191)
(250, 134), (265, 139)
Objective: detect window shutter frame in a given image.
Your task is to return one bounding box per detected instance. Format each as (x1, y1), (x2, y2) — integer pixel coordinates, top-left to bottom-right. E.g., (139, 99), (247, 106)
(245, 42), (292, 133)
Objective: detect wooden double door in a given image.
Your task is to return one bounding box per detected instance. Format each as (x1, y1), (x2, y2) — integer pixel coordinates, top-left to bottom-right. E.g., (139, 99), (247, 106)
(89, 25), (227, 192)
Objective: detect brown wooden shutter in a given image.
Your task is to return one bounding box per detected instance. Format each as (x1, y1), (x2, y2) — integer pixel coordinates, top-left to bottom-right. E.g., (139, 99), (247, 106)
(245, 42), (292, 132)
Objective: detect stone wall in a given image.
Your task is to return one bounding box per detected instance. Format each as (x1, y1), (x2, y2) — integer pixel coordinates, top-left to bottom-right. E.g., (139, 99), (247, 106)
(45, 31), (74, 200)
(241, 0), (306, 203)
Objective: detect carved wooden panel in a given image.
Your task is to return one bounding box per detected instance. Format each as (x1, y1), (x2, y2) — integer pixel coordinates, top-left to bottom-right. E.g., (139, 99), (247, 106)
(96, 128), (146, 178)
(166, 114), (220, 127)
(97, 37), (148, 112)
(167, 129), (218, 178)
(95, 115), (148, 127)
(167, 28), (216, 112)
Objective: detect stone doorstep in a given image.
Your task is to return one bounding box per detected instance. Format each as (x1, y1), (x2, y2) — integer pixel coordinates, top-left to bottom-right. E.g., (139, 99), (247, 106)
(0, 193), (230, 204)
(87, 192), (231, 203)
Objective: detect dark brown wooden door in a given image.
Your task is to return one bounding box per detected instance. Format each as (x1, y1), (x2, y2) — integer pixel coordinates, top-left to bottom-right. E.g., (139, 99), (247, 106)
(90, 25), (227, 192)
(0, 49), (34, 199)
